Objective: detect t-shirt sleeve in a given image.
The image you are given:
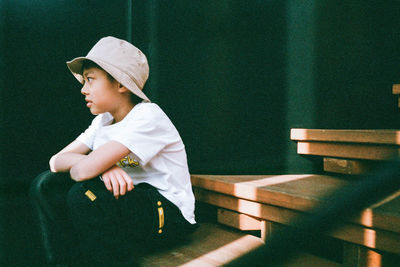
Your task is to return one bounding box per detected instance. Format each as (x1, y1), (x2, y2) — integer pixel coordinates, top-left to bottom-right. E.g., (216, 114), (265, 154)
(76, 115), (103, 150)
(112, 106), (178, 165)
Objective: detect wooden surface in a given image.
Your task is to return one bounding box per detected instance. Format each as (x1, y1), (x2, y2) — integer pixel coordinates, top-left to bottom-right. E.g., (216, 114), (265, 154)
(217, 208), (261, 231)
(323, 158), (376, 174)
(343, 242), (400, 267)
(291, 129), (400, 174)
(191, 174), (347, 212)
(296, 141), (399, 160)
(191, 174), (400, 254)
(282, 252), (341, 267)
(139, 222), (340, 267)
(139, 223), (264, 267)
(291, 128), (400, 145)
(367, 192), (400, 233)
(194, 187), (400, 255)
(191, 174), (400, 233)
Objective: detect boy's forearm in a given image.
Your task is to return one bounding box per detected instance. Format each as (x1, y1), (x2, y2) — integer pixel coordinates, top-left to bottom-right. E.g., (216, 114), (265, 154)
(49, 141), (130, 181)
(49, 152), (87, 173)
(69, 141), (131, 182)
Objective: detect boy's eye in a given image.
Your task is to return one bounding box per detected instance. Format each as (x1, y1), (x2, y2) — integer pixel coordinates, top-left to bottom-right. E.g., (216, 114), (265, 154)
(87, 77), (93, 82)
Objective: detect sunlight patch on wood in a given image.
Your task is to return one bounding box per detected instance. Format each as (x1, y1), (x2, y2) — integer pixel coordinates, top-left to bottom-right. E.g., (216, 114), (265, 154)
(179, 236), (263, 267)
(363, 228), (377, 249)
(232, 175), (313, 200)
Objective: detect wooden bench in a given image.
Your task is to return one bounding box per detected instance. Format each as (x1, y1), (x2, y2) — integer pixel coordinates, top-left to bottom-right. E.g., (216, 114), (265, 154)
(138, 223), (264, 266)
(138, 221), (340, 267)
(190, 174), (400, 266)
(139, 128), (400, 266)
(136, 176), (349, 266)
(289, 128), (400, 265)
(290, 128), (400, 175)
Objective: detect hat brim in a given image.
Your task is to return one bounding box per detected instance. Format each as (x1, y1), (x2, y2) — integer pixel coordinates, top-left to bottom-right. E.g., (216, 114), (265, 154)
(66, 57), (150, 102)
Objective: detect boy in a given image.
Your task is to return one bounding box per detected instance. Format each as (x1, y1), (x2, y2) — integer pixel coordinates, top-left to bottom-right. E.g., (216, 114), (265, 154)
(30, 36), (197, 266)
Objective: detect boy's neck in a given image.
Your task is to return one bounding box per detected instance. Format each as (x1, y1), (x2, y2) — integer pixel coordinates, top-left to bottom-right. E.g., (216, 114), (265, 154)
(110, 102), (136, 123)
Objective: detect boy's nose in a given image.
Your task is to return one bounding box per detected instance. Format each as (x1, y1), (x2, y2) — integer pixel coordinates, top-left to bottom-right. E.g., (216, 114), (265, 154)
(81, 84), (89, 95)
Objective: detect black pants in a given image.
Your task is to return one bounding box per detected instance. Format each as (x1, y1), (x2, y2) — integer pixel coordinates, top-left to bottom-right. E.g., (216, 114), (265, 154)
(30, 171), (197, 266)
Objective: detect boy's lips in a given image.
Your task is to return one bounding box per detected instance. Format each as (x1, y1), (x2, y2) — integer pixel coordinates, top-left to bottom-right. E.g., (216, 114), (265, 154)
(85, 99), (93, 108)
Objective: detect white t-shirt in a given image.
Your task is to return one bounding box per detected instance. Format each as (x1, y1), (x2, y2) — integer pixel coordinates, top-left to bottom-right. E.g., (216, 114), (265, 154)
(77, 102), (196, 224)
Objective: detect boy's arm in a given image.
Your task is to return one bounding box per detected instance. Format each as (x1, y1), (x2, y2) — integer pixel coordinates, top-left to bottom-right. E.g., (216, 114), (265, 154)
(69, 140), (131, 182)
(51, 140), (134, 199)
(50, 140), (91, 173)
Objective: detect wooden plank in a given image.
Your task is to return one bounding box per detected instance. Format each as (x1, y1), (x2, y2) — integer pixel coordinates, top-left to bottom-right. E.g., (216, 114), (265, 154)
(140, 222), (341, 267)
(217, 208), (261, 231)
(193, 187), (301, 225)
(260, 220), (283, 242)
(343, 243), (400, 267)
(323, 157), (377, 174)
(139, 223), (264, 267)
(343, 243), (382, 267)
(297, 141), (400, 160)
(191, 174), (347, 212)
(330, 224), (400, 257)
(291, 129), (400, 145)
(392, 84), (400, 94)
(366, 191), (400, 234)
(194, 188), (400, 254)
(282, 252), (341, 267)
(192, 174), (400, 233)
(260, 220), (268, 241)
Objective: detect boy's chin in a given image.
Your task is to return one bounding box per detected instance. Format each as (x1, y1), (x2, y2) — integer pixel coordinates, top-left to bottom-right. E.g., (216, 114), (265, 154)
(90, 109), (101, 115)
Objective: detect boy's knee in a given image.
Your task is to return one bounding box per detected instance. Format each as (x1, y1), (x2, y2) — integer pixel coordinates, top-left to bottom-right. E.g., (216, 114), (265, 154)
(30, 171), (57, 199)
(30, 171), (73, 204)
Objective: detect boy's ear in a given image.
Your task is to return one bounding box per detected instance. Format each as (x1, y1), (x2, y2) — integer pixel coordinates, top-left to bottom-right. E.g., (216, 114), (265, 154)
(117, 83), (129, 93)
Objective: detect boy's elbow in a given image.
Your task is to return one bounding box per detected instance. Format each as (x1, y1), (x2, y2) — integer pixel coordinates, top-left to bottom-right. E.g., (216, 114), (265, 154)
(69, 166), (85, 181)
(49, 155), (58, 173)
(70, 164), (93, 182)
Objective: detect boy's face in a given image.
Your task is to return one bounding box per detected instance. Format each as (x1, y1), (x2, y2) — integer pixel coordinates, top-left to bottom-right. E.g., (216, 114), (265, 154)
(81, 67), (121, 115)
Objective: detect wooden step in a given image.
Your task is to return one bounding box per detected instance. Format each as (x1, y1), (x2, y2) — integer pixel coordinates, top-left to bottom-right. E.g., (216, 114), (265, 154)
(281, 252), (341, 267)
(296, 141), (399, 160)
(138, 222), (340, 267)
(290, 128), (400, 145)
(191, 174), (400, 255)
(191, 174), (347, 211)
(191, 174), (400, 234)
(138, 223), (264, 266)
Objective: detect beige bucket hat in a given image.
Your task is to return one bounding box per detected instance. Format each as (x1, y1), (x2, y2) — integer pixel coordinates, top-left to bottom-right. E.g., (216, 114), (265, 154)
(67, 36), (150, 102)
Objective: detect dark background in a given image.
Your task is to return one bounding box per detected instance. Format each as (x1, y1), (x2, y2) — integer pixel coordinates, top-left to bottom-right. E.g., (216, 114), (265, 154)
(1, 0), (400, 265)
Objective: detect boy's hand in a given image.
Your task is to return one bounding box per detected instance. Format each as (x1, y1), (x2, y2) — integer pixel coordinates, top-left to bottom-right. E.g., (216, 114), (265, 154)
(101, 165), (134, 199)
